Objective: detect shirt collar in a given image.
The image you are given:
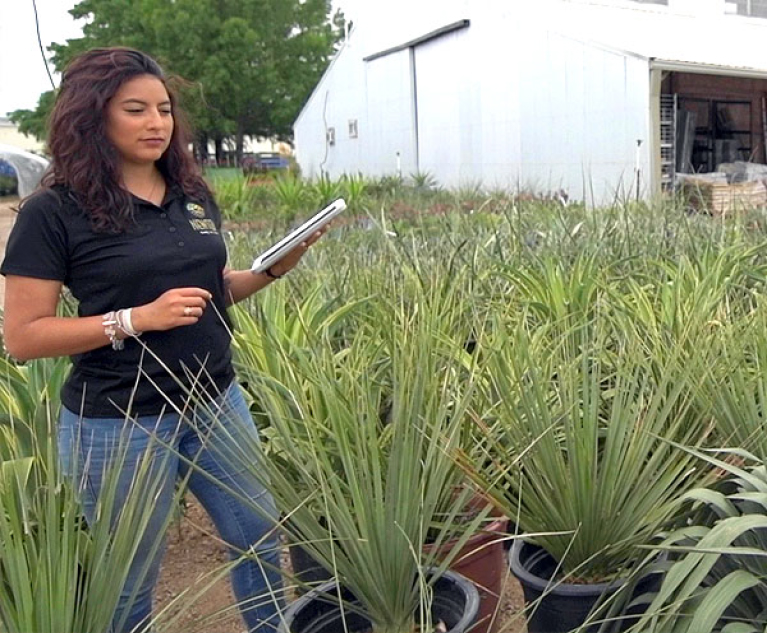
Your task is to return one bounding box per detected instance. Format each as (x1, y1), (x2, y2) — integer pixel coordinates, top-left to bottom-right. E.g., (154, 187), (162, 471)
(130, 182), (185, 209)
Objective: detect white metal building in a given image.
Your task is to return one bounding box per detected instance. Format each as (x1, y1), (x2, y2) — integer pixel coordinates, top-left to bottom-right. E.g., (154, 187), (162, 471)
(294, 0), (767, 204)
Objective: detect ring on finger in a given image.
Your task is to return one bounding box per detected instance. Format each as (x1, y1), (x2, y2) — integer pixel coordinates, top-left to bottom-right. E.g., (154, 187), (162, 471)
(184, 306), (192, 317)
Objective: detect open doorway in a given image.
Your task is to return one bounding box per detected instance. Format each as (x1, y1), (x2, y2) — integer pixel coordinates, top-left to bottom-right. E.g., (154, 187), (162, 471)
(660, 71), (767, 190)
(677, 97), (754, 173)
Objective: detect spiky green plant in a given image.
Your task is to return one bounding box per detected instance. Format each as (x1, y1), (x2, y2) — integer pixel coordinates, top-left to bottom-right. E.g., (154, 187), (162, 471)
(273, 174), (310, 218)
(312, 174), (343, 208)
(340, 173), (369, 212)
(212, 280), (492, 632)
(230, 279), (370, 446)
(0, 423), (181, 632)
(409, 171), (438, 191)
(211, 175), (275, 222)
(458, 314), (714, 583)
(693, 307), (767, 462)
(0, 356), (70, 473)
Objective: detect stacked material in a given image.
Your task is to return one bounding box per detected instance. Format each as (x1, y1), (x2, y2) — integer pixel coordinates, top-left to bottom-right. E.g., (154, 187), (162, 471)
(718, 161), (767, 184)
(677, 172), (767, 216)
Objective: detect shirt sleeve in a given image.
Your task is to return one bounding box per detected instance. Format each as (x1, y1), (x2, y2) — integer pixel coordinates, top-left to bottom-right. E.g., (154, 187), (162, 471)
(0, 190), (69, 282)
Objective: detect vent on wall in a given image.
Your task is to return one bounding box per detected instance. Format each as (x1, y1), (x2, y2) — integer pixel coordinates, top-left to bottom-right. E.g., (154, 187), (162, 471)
(326, 127), (336, 146)
(349, 119), (358, 139)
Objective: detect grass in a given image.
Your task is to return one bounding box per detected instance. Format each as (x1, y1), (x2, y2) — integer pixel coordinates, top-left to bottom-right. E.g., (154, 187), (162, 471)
(203, 166), (242, 183)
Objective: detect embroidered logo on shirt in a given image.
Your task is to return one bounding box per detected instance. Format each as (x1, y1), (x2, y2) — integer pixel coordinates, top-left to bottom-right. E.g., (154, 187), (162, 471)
(186, 202), (206, 218)
(185, 201), (218, 235)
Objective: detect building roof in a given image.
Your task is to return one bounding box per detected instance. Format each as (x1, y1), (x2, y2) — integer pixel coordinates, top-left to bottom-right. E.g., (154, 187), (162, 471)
(295, 0), (767, 129)
(547, 0), (767, 78)
(347, 0), (767, 77)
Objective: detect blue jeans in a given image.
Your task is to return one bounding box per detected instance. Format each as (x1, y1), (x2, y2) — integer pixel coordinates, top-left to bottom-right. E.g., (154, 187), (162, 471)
(58, 382), (284, 632)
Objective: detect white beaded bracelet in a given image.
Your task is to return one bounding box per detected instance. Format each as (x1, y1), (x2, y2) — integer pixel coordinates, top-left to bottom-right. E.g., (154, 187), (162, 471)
(102, 311), (125, 351)
(116, 308), (142, 337)
(124, 308), (141, 336)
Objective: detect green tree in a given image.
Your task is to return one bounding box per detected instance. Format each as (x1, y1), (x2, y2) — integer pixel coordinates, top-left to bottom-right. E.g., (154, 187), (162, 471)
(8, 91), (57, 143)
(10, 0), (344, 161)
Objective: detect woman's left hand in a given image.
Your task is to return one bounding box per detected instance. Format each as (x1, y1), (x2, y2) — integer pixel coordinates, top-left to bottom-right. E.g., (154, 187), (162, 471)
(267, 227), (327, 277)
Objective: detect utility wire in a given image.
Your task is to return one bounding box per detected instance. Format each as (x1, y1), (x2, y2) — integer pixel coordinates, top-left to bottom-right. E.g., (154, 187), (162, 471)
(32, 0), (57, 91)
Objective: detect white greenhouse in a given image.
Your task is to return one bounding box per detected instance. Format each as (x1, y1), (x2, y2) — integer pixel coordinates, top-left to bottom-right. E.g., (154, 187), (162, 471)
(294, 0), (767, 205)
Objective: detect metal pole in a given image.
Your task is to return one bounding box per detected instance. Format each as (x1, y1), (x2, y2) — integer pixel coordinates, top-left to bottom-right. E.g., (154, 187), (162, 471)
(636, 139), (643, 202)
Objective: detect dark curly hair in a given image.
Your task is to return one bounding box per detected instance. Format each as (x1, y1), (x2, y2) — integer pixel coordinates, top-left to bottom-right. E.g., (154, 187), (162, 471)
(40, 47), (210, 233)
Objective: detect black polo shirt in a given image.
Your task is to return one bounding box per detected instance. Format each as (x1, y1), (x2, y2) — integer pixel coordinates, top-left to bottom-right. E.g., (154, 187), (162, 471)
(0, 184), (235, 418)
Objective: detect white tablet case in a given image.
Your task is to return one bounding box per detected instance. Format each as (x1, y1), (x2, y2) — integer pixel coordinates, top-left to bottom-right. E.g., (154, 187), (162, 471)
(250, 198), (347, 273)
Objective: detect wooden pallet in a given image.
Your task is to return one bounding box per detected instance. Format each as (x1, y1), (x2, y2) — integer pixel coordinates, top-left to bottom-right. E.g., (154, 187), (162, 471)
(680, 178), (767, 216)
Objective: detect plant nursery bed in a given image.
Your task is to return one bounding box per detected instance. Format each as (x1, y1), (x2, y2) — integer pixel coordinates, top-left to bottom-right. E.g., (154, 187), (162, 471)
(154, 497), (527, 632)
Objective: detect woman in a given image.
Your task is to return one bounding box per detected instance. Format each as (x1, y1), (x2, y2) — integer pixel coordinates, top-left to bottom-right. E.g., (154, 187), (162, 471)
(1, 47), (319, 632)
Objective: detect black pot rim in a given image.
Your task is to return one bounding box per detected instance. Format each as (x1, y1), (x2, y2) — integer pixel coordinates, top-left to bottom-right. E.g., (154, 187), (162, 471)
(509, 540), (628, 597)
(278, 567), (480, 633)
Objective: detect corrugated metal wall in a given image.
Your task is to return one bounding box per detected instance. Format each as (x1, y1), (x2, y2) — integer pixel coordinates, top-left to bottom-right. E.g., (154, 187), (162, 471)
(295, 46), (418, 180)
(413, 16), (523, 191)
(516, 29), (651, 203)
(415, 28), (481, 185)
(364, 51), (418, 178)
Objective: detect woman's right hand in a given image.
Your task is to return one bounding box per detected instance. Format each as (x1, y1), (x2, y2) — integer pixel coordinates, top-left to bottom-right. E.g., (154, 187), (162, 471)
(131, 287), (212, 332)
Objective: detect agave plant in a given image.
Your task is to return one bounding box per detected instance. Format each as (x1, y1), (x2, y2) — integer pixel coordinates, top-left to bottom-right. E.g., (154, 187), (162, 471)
(210, 279), (492, 632)
(0, 356), (70, 471)
(230, 278), (370, 458)
(409, 171), (439, 191)
(613, 246), (766, 342)
(694, 307), (767, 461)
(273, 174), (310, 218)
(497, 252), (607, 337)
(0, 424), (182, 632)
(211, 175), (272, 222)
(458, 313), (714, 583)
(340, 173), (369, 212)
(311, 174), (343, 209)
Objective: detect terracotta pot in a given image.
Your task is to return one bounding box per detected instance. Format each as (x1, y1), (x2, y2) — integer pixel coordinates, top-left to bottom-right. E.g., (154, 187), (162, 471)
(287, 495), (507, 631)
(423, 516), (508, 633)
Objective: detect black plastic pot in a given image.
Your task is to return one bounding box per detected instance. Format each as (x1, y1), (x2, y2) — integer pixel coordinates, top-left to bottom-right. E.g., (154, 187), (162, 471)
(290, 518), (505, 631)
(288, 543), (333, 590)
(278, 569), (480, 633)
(509, 540), (663, 633)
(502, 518), (518, 552)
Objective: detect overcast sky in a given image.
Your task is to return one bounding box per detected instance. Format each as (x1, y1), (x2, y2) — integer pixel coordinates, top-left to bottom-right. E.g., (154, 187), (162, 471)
(0, 0), (361, 118)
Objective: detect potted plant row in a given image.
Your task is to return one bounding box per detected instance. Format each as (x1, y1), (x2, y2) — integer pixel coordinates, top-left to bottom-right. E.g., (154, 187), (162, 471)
(225, 284), (500, 632)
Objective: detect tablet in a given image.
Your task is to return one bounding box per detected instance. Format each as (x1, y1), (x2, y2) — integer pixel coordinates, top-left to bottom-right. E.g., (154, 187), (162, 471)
(250, 198), (347, 273)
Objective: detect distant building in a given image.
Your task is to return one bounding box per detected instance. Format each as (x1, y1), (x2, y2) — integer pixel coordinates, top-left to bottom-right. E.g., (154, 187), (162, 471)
(0, 117), (44, 154)
(294, 0), (767, 204)
(204, 137), (293, 167)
